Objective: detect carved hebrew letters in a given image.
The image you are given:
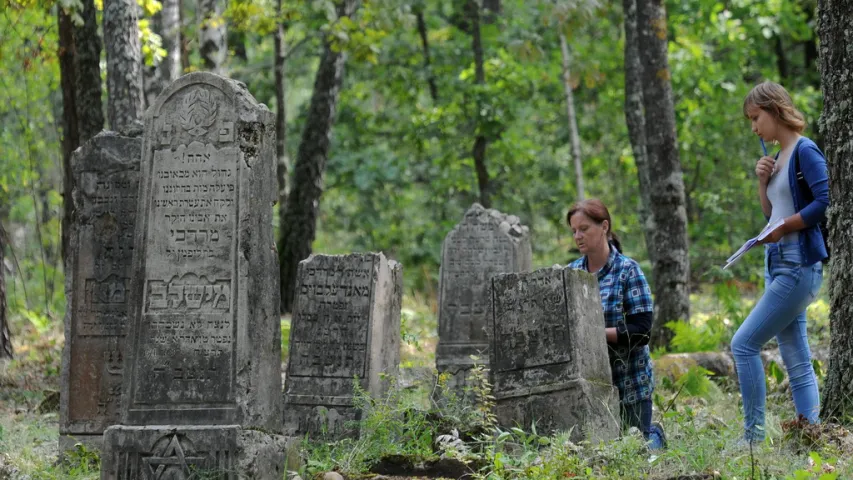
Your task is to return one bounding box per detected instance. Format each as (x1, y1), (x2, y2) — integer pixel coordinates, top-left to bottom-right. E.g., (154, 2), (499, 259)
(61, 133), (141, 446)
(288, 259), (375, 379)
(130, 84), (240, 411)
(284, 253), (404, 439)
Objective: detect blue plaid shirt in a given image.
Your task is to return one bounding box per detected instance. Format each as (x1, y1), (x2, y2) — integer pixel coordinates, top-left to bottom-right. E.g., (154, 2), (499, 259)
(569, 245), (655, 405)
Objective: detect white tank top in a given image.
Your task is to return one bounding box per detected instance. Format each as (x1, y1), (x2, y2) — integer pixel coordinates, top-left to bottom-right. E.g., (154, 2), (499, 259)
(767, 149), (799, 244)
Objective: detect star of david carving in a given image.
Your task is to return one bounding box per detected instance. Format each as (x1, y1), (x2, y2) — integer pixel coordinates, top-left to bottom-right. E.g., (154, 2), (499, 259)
(142, 434), (208, 480)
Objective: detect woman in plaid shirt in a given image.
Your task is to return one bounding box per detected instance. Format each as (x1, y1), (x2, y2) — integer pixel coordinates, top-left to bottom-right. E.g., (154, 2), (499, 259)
(567, 199), (666, 450)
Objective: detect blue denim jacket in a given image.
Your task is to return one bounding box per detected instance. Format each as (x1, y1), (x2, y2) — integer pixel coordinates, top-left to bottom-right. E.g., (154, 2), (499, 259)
(775, 137), (829, 266)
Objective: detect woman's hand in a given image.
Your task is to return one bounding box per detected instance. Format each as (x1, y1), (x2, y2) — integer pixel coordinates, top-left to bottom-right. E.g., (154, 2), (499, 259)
(605, 327), (617, 344)
(756, 156), (776, 184)
(757, 225), (786, 245)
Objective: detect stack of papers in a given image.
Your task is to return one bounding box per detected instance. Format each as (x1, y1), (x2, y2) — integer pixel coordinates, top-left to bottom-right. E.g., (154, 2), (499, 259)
(723, 219), (785, 269)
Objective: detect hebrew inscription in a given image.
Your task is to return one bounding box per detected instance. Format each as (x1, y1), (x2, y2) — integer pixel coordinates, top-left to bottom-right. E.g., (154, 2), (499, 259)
(284, 253), (402, 438)
(129, 84), (240, 412)
(60, 132), (141, 449)
(435, 204), (531, 388)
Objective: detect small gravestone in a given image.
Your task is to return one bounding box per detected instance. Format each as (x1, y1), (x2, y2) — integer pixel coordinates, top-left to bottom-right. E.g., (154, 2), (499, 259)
(102, 72), (284, 479)
(488, 267), (620, 441)
(283, 253), (402, 438)
(60, 129), (141, 452)
(436, 204), (531, 389)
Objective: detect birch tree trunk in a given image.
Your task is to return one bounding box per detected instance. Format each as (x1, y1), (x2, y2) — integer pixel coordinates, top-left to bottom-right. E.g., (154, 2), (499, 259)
(274, 0), (290, 237)
(559, 32), (585, 201)
(104, 0), (145, 131)
(635, 0), (690, 348)
(199, 0), (227, 74)
(818, 0), (853, 422)
(0, 222), (11, 359)
(160, 0), (182, 82)
(622, 0), (654, 262)
(279, 0), (358, 313)
(144, 0), (181, 106)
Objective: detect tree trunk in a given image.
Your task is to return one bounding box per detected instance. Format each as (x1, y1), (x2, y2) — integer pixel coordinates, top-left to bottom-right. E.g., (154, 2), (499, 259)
(274, 0), (290, 236)
(622, 0), (655, 263)
(58, 8), (80, 262)
(199, 0), (227, 74)
(144, 0), (181, 106)
(415, 6), (438, 102)
(278, 0), (358, 313)
(467, 0), (490, 208)
(74, 0), (105, 142)
(818, 0), (853, 422)
(180, 0), (191, 73)
(0, 221), (11, 360)
(104, 0), (145, 131)
(775, 35), (789, 84)
(559, 32), (585, 201)
(60, 0), (104, 263)
(635, 0), (690, 348)
(160, 0), (182, 82)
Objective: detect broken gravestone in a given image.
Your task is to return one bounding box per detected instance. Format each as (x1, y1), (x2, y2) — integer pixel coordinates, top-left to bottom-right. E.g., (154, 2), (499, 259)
(101, 72), (284, 479)
(283, 253), (402, 439)
(436, 204), (531, 389)
(488, 266), (620, 442)
(60, 128), (142, 453)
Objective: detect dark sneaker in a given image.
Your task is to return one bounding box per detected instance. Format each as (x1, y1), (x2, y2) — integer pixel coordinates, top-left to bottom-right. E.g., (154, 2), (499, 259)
(648, 422), (667, 450)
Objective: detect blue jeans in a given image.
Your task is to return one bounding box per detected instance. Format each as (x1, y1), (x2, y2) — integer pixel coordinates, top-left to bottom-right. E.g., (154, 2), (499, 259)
(731, 243), (823, 441)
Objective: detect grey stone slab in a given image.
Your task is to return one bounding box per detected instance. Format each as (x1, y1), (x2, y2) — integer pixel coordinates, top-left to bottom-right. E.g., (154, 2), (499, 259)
(436, 203), (531, 388)
(60, 130), (141, 451)
(488, 266), (619, 440)
(283, 253), (402, 438)
(102, 425), (286, 479)
(120, 72), (280, 430)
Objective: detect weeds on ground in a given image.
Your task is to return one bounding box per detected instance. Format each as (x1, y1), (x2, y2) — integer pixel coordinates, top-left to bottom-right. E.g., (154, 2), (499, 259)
(298, 364), (853, 479)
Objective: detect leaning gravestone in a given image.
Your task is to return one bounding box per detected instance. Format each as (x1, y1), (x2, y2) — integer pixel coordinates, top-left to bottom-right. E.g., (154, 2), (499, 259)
(283, 253), (402, 438)
(102, 72), (284, 479)
(488, 267), (620, 441)
(60, 128), (142, 452)
(436, 204), (531, 389)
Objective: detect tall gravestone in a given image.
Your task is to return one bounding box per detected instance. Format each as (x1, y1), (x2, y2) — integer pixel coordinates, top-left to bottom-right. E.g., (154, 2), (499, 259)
(102, 72), (284, 479)
(283, 253), (402, 438)
(488, 267), (620, 441)
(436, 204), (531, 388)
(60, 128), (142, 452)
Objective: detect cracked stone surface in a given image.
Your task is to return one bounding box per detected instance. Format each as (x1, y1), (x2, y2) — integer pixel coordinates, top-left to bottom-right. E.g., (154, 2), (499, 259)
(119, 72), (280, 431)
(435, 203), (532, 391)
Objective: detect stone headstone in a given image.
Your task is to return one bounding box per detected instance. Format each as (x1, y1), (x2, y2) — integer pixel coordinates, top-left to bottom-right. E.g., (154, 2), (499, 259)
(283, 253), (402, 438)
(102, 72), (283, 479)
(436, 204), (531, 388)
(60, 129), (141, 452)
(488, 267), (619, 441)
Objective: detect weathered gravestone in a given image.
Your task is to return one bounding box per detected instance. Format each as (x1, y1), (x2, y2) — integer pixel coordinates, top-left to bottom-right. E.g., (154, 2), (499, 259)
(60, 128), (142, 452)
(283, 253), (402, 438)
(436, 204), (531, 389)
(488, 267), (620, 441)
(102, 72), (284, 479)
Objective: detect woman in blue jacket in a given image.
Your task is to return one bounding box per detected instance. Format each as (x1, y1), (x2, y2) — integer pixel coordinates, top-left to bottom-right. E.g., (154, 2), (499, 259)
(733, 81), (829, 444)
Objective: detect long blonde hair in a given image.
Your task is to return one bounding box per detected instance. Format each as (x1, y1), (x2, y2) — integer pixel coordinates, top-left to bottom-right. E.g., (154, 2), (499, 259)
(742, 81), (806, 133)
